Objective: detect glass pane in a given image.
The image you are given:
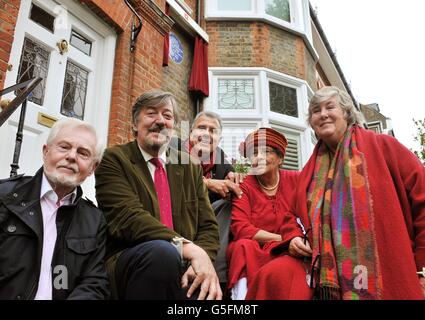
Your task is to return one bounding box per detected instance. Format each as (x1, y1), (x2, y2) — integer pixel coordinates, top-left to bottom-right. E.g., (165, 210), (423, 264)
(60, 61), (89, 119)
(217, 0), (251, 11)
(16, 37), (50, 105)
(70, 30), (92, 56)
(218, 79), (255, 109)
(265, 0), (291, 22)
(29, 4), (55, 32)
(269, 82), (298, 117)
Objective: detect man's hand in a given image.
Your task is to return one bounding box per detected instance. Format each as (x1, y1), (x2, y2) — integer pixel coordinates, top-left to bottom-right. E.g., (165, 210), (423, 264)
(289, 236), (312, 258)
(205, 179), (242, 199)
(226, 171), (247, 185)
(181, 242), (222, 300)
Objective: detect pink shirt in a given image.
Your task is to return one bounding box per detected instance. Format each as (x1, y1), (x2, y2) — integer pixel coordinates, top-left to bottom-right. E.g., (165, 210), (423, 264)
(34, 174), (76, 300)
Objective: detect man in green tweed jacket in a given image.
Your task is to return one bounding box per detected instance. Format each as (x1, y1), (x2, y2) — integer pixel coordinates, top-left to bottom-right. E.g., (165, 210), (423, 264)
(95, 91), (221, 300)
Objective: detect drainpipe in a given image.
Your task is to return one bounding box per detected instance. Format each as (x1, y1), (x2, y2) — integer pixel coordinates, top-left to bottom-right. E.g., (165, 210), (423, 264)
(195, 0), (202, 114)
(197, 0), (201, 24)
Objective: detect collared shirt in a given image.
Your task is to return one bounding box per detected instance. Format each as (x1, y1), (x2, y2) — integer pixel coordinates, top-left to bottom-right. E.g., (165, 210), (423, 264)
(137, 143), (168, 180)
(136, 143), (190, 258)
(34, 174), (77, 300)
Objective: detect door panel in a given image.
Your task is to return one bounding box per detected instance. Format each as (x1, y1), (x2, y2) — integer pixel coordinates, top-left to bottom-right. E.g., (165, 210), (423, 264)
(1, 0), (116, 202)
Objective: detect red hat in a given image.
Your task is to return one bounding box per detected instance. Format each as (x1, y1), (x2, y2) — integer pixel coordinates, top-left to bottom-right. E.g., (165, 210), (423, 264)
(239, 127), (288, 158)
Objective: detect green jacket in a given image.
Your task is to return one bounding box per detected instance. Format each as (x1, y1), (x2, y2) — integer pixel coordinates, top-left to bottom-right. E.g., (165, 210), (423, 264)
(95, 141), (219, 265)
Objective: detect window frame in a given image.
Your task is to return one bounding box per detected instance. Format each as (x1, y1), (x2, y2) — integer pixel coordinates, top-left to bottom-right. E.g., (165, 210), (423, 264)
(268, 78), (300, 120)
(206, 67), (315, 167)
(209, 71), (263, 118)
(205, 0), (311, 39)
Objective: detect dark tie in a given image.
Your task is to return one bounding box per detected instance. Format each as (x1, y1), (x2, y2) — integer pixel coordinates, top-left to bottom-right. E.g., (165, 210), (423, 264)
(149, 158), (174, 229)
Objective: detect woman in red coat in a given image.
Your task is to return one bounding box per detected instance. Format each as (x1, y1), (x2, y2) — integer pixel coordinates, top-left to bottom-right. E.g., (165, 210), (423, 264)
(247, 86), (425, 300)
(226, 128), (299, 299)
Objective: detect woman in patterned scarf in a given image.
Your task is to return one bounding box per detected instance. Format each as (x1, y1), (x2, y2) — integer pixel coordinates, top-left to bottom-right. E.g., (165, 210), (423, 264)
(247, 86), (425, 300)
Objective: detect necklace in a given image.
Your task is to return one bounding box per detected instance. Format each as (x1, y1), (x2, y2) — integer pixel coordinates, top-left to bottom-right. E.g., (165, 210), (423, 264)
(257, 174), (280, 191)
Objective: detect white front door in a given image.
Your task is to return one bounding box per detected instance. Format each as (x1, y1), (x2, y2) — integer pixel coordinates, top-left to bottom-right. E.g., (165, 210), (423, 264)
(0, 0), (116, 202)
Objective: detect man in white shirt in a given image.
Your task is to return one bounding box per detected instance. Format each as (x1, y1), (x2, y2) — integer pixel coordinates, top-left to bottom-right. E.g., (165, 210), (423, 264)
(0, 118), (109, 300)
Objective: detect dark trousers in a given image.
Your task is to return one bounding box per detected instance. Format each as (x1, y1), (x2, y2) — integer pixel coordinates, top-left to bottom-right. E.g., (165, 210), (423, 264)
(115, 240), (188, 300)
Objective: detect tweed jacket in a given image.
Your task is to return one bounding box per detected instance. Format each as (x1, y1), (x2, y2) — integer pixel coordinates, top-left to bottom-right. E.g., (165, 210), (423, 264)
(95, 140), (219, 266)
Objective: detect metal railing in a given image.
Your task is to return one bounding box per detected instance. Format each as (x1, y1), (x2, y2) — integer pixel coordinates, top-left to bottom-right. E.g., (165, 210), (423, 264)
(0, 77), (42, 177)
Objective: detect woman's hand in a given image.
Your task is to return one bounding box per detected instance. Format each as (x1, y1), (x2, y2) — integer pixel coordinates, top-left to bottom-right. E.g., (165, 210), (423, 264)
(289, 236), (312, 258)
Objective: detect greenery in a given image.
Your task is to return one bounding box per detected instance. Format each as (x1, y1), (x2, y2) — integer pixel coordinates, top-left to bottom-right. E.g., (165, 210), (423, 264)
(412, 118), (425, 164)
(233, 157), (251, 174)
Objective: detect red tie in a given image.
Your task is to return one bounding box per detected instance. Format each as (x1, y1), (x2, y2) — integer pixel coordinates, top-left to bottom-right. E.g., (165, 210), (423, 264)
(150, 158), (174, 229)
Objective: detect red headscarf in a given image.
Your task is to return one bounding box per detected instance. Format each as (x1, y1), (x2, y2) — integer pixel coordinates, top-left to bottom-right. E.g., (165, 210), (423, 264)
(239, 127), (288, 159)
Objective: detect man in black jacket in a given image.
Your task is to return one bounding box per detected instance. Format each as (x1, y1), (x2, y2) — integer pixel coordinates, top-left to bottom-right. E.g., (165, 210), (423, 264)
(0, 118), (109, 300)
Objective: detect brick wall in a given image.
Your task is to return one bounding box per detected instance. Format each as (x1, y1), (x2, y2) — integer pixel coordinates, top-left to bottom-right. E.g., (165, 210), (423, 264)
(0, 0), (20, 90)
(0, 0), (204, 146)
(84, 0), (171, 146)
(207, 20), (316, 84)
(161, 25), (195, 136)
(304, 47), (317, 90)
(209, 22), (253, 67)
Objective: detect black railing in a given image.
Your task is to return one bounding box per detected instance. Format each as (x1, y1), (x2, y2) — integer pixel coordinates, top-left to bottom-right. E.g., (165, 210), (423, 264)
(0, 77), (42, 177)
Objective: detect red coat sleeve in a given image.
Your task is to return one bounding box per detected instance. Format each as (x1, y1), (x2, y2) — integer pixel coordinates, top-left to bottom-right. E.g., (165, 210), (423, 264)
(230, 181), (261, 240)
(381, 136), (425, 271)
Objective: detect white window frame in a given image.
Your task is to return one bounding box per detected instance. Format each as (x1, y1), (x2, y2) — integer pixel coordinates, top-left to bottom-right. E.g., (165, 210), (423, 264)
(219, 121), (260, 162)
(206, 67), (315, 166)
(367, 121), (383, 134)
(208, 70), (263, 118)
(270, 124), (302, 170)
(205, 0), (312, 41)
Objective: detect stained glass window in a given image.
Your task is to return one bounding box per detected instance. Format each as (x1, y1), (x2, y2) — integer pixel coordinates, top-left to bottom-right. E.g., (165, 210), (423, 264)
(265, 0), (291, 22)
(16, 37), (50, 105)
(60, 61), (88, 119)
(218, 79), (255, 109)
(269, 82), (298, 117)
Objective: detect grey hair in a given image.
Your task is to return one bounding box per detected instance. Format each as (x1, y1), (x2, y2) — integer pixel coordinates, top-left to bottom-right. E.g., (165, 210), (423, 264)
(191, 111), (223, 131)
(308, 86), (365, 127)
(132, 90), (179, 137)
(46, 118), (105, 163)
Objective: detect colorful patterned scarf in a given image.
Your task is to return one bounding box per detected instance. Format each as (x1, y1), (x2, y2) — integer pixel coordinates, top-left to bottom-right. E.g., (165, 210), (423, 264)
(307, 126), (383, 300)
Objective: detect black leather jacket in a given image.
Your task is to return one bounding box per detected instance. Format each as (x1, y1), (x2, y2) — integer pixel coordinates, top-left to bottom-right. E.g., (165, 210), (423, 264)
(0, 169), (110, 300)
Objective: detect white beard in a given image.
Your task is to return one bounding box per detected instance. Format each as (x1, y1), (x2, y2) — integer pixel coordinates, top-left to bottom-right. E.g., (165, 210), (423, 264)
(43, 162), (81, 189)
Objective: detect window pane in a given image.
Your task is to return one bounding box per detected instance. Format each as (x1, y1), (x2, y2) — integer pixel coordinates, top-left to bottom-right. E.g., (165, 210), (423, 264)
(16, 37), (50, 105)
(29, 4), (55, 32)
(218, 79), (255, 109)
(70, 30), (92, 56)
(217, 0), (251, 11)
(220, 126), (257, 161)
(269, 82), (298, 117)
(60, 61), (89, 119)
(265, 0), (291, 22)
